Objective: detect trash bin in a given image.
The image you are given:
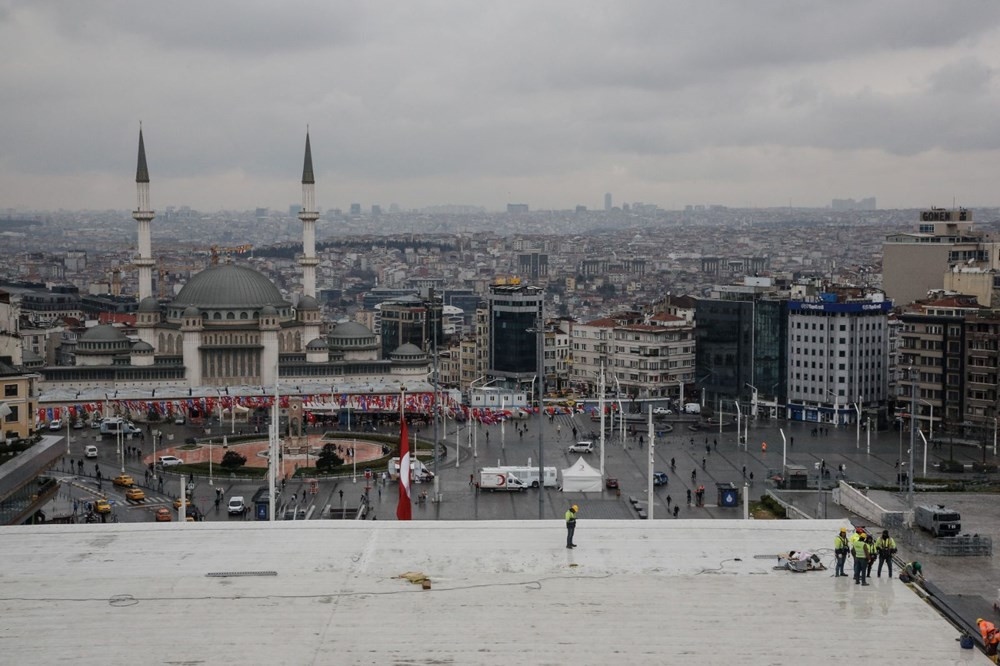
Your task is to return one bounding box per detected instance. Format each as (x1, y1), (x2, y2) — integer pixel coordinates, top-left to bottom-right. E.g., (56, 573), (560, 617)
(717, 482), (739, 508)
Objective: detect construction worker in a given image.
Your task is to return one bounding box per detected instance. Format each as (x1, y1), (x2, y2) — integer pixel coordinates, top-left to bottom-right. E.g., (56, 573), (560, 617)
(876, 530), (897, 578)
(977, 618), (999, 661)
(899, 560), (922, 584)
(864, 533), (877, 579)
(834, 528), (849, 577)
(565, 504), (578, 549)
(851, 530), (872, 585)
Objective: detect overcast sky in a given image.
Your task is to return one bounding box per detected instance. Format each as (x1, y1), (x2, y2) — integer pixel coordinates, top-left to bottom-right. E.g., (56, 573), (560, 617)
(3, 1), (1000, 213)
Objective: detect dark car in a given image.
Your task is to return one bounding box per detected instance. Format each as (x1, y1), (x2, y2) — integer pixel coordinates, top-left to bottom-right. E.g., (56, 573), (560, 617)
(653, 472), (668, 486)
(605, 478), (619, 490)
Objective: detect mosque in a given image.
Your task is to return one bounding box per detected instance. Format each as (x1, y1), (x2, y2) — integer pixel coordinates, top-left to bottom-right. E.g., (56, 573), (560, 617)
(39, 130), (431, 395)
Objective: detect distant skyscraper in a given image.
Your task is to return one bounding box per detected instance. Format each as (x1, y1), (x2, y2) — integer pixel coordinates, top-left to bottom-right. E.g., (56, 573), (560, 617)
(604, 193), (612, 211)
(350, 203), (362, 215)
(506, 203), (529, 214)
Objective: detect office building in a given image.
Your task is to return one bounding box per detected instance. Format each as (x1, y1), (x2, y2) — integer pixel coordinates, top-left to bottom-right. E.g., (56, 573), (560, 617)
(487, 283), (544, 385)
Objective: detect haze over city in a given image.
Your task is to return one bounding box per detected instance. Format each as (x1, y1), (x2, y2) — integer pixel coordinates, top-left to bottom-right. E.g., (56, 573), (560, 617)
(4, 1), (1000, 212)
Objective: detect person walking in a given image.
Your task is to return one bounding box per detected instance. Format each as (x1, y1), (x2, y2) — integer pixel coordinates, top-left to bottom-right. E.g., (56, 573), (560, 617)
(565, 504), (578, 549)
(876, 530), (897, 578)
(852, 532), (872, 585)
(834, 528), (849, 577)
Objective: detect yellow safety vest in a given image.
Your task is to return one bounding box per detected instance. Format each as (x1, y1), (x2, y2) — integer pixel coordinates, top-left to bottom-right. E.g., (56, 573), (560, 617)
(852, 539), (869, 558)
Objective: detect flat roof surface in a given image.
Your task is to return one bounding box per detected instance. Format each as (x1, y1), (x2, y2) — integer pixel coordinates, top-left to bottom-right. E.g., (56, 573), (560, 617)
(0, 519), (984, 665)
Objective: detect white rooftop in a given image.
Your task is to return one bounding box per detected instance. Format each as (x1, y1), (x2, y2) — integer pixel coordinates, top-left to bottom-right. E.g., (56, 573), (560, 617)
(0, 519), (983, 665)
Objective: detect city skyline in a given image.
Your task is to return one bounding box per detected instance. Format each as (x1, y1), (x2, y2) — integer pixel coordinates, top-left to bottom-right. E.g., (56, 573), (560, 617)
(3, 2), (1000, 211)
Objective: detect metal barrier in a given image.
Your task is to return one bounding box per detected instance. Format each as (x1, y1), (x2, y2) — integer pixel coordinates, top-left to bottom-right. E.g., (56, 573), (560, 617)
(763, 489), (812, 519)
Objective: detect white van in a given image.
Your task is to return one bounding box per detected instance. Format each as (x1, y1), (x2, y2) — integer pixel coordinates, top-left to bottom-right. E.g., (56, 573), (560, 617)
(84, 445), (99, 458)
(683, 403), (701, 415)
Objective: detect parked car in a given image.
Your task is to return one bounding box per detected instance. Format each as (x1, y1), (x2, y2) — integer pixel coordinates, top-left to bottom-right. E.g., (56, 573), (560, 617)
(652, 407), (673, 416)
(125, 487), (145, 502)
(227, 496), (246, 515)
(283, 508), (308, 520)
(112, 474), (136, 488)
(48, 420), (63, 431)
(84, 445), (99, 458)
(90, 418), (102, 429)
(174, 415), (186, 425)
(158, 455), (184, 467)
(568, 441), (594, 454)
(653, 471), (668, 486)
(72, 420), (85, 429)
(155, 507), (171, 522)
(605, 477), (620, 490)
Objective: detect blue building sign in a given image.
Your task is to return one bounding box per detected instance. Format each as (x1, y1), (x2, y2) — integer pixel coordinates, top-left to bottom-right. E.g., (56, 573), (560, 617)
(788, 301), (892, 314)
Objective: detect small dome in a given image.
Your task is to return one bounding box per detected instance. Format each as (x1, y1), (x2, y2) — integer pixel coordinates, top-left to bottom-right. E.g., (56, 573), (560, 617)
(392, 343), (425, 356)
(79, 324), (128, 343)
(131, 341), (154, 352)
(329, 321), (374, 339)
(306, 337), (328, 350)
(183, 305), (201, 317)
(260, 305), (277, 316)
(297, 295), (319, 310)
(138, 296), (161, 313)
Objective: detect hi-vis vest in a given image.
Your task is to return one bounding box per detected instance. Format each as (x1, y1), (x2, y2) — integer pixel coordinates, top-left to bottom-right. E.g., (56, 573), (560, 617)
(852, 539), (869, 558)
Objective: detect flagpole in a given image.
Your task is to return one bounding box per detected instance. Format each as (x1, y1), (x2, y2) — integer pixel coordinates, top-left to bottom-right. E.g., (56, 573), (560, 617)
(269, 364), (279, 522)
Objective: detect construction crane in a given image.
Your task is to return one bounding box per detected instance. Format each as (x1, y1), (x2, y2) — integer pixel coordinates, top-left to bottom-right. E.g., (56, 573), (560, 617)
(209, 244), (253, 265)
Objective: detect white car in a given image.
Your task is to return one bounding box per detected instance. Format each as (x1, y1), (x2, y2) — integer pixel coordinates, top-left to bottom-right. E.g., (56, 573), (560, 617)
(227, 496), (246, 515)
(568, 441), (594, 454)
(174, 415), (186, 425)
(48, 420), (63, 431)
(84, 445), (99, 458)
(653, 407), (673, 416)
(157, 455), (184, 466)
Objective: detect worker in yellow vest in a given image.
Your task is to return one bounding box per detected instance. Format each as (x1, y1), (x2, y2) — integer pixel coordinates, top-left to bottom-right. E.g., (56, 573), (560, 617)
(851, 532), (872, 586)
(834, 528), (849, 577)
(876, 530), (897, 578)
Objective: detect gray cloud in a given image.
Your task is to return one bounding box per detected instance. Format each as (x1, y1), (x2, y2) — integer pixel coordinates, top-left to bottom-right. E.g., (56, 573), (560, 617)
(2, 1), (1000, 210)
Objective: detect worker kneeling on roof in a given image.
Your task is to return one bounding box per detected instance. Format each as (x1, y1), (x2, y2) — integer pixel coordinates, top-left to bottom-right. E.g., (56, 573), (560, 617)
(978, 618), (999, 660)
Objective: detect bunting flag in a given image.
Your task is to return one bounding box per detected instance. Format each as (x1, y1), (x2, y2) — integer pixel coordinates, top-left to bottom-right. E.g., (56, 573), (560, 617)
(396, 416), (412, 521)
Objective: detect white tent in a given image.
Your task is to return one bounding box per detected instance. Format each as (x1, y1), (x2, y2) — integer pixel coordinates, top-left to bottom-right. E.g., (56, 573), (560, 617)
(561, 456), (603, 492)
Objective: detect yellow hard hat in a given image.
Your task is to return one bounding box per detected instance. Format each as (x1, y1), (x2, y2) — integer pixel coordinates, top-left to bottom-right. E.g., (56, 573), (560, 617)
(571, 505), (578, 511)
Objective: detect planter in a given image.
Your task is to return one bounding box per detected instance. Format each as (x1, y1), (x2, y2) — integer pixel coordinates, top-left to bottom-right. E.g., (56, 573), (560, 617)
(938, 460), (965, 473)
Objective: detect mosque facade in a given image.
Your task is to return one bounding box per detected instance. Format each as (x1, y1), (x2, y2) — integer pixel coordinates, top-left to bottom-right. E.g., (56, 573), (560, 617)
(39, 131), (429, 393)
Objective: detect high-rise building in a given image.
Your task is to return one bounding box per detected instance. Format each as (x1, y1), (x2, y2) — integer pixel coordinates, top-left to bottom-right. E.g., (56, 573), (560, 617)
(378, 296), (443, 359)
(785, 296), (891, 425)
(604, 193), (612, 211)
(487, 283), (543, 385)
(882, 208), (1000, 307)
(518, 252), (548, 280)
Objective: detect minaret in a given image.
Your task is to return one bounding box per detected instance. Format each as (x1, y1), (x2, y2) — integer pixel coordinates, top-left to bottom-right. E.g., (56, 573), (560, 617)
(133, 126), (155, 301)
(298, 130), (320, 298)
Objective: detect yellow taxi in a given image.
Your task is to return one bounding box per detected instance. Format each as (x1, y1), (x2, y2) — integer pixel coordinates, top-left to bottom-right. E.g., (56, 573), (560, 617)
(94, 499), (112, 514)
(125, 487), (145, 502)
(173, 497), (192, 510)
(112, 474), (136, 488)
(154, 507), (171, 522)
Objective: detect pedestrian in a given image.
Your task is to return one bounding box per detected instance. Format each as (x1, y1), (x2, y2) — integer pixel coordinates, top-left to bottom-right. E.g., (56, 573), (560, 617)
(519, 430), (523, 440)
(670, 457), (676, 470)
(485, 431), (489, 443)
(666, 495), (672, 508)
(852, 532), (872, 585)
(572, 426), (577, 440)
(565, 504), (578, 549)
(339, 489), (344, 503)
(378, 486), (382, 501)
(691, 469), (697, 482)
(790, 436), (794, 447)
(713, 438), (717, 451)
(742, 465), (746, 479)
(876, 530), (897, 578)
(556, 424), (562, 440)
(469, 474), (474, 487)
(673, 505), (679, 518)
(749, 471), (754, 484)
(638, 434), (644, 447)
(686, 489), (692, 505)
(706, 444), (710, 456)
(834, 528), (849, 577)
(701, 457), (706, 470)
(158, 477), (163, 492)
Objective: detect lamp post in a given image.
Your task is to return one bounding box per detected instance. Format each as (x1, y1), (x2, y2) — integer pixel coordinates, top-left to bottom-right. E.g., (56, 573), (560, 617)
(745, 383), (758, 423)
(918, 399), (934, 446)
(908, 368), (915, 511)
(780, 427), (786, 471)
(534, 315), (545, 520)
(734, 400), (742, 450)
(853, 399), (862, 450)
(917, 429), (928, 477)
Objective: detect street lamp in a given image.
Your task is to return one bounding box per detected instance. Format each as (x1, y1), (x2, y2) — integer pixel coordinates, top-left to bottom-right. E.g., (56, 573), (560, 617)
(852, 398), (862, 450)
(918, 399), (934, 445)
(745, 383), (758, 422)
(826, 389), (839, 427)
(734, 400), (742, 449)
(917, 429), (928, 477)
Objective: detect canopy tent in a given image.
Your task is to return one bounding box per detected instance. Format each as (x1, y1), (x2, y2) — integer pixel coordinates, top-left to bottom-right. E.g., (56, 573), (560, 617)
(561, 456), (603, 492)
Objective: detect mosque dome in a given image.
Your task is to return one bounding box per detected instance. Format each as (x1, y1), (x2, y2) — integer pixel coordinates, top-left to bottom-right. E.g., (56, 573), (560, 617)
(297, 295), (319, 310)
(79, 324), (128, 343)
(137, 296), (161, 313)
(172, 264), (287, 310)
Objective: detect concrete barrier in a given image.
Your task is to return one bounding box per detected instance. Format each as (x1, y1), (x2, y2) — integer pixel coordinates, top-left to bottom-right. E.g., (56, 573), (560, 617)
(763, 490), (812, 520)
(832, 481), (907, 527)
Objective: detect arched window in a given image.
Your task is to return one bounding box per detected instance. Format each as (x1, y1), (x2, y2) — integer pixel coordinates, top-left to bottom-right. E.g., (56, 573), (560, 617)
(226, 312), (235, 320)
(240, 312), (248, 320)
(213, 312), (221, 320)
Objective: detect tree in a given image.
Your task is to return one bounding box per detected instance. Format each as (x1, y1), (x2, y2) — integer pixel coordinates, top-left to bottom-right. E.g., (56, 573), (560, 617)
(220, 450), (247, 471)
(315, 444), (345, 473)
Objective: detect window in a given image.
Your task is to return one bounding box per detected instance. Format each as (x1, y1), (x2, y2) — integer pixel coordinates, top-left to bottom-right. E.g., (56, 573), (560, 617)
(4, 404), (17, 422)
(3, 384), (16, 398)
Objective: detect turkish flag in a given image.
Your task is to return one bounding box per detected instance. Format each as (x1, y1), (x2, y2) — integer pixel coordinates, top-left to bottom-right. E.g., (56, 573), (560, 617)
(396, 417), (411, 520)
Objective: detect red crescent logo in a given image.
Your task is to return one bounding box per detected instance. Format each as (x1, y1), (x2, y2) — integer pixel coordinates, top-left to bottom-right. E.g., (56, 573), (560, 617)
(497, 475), (505, 486)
